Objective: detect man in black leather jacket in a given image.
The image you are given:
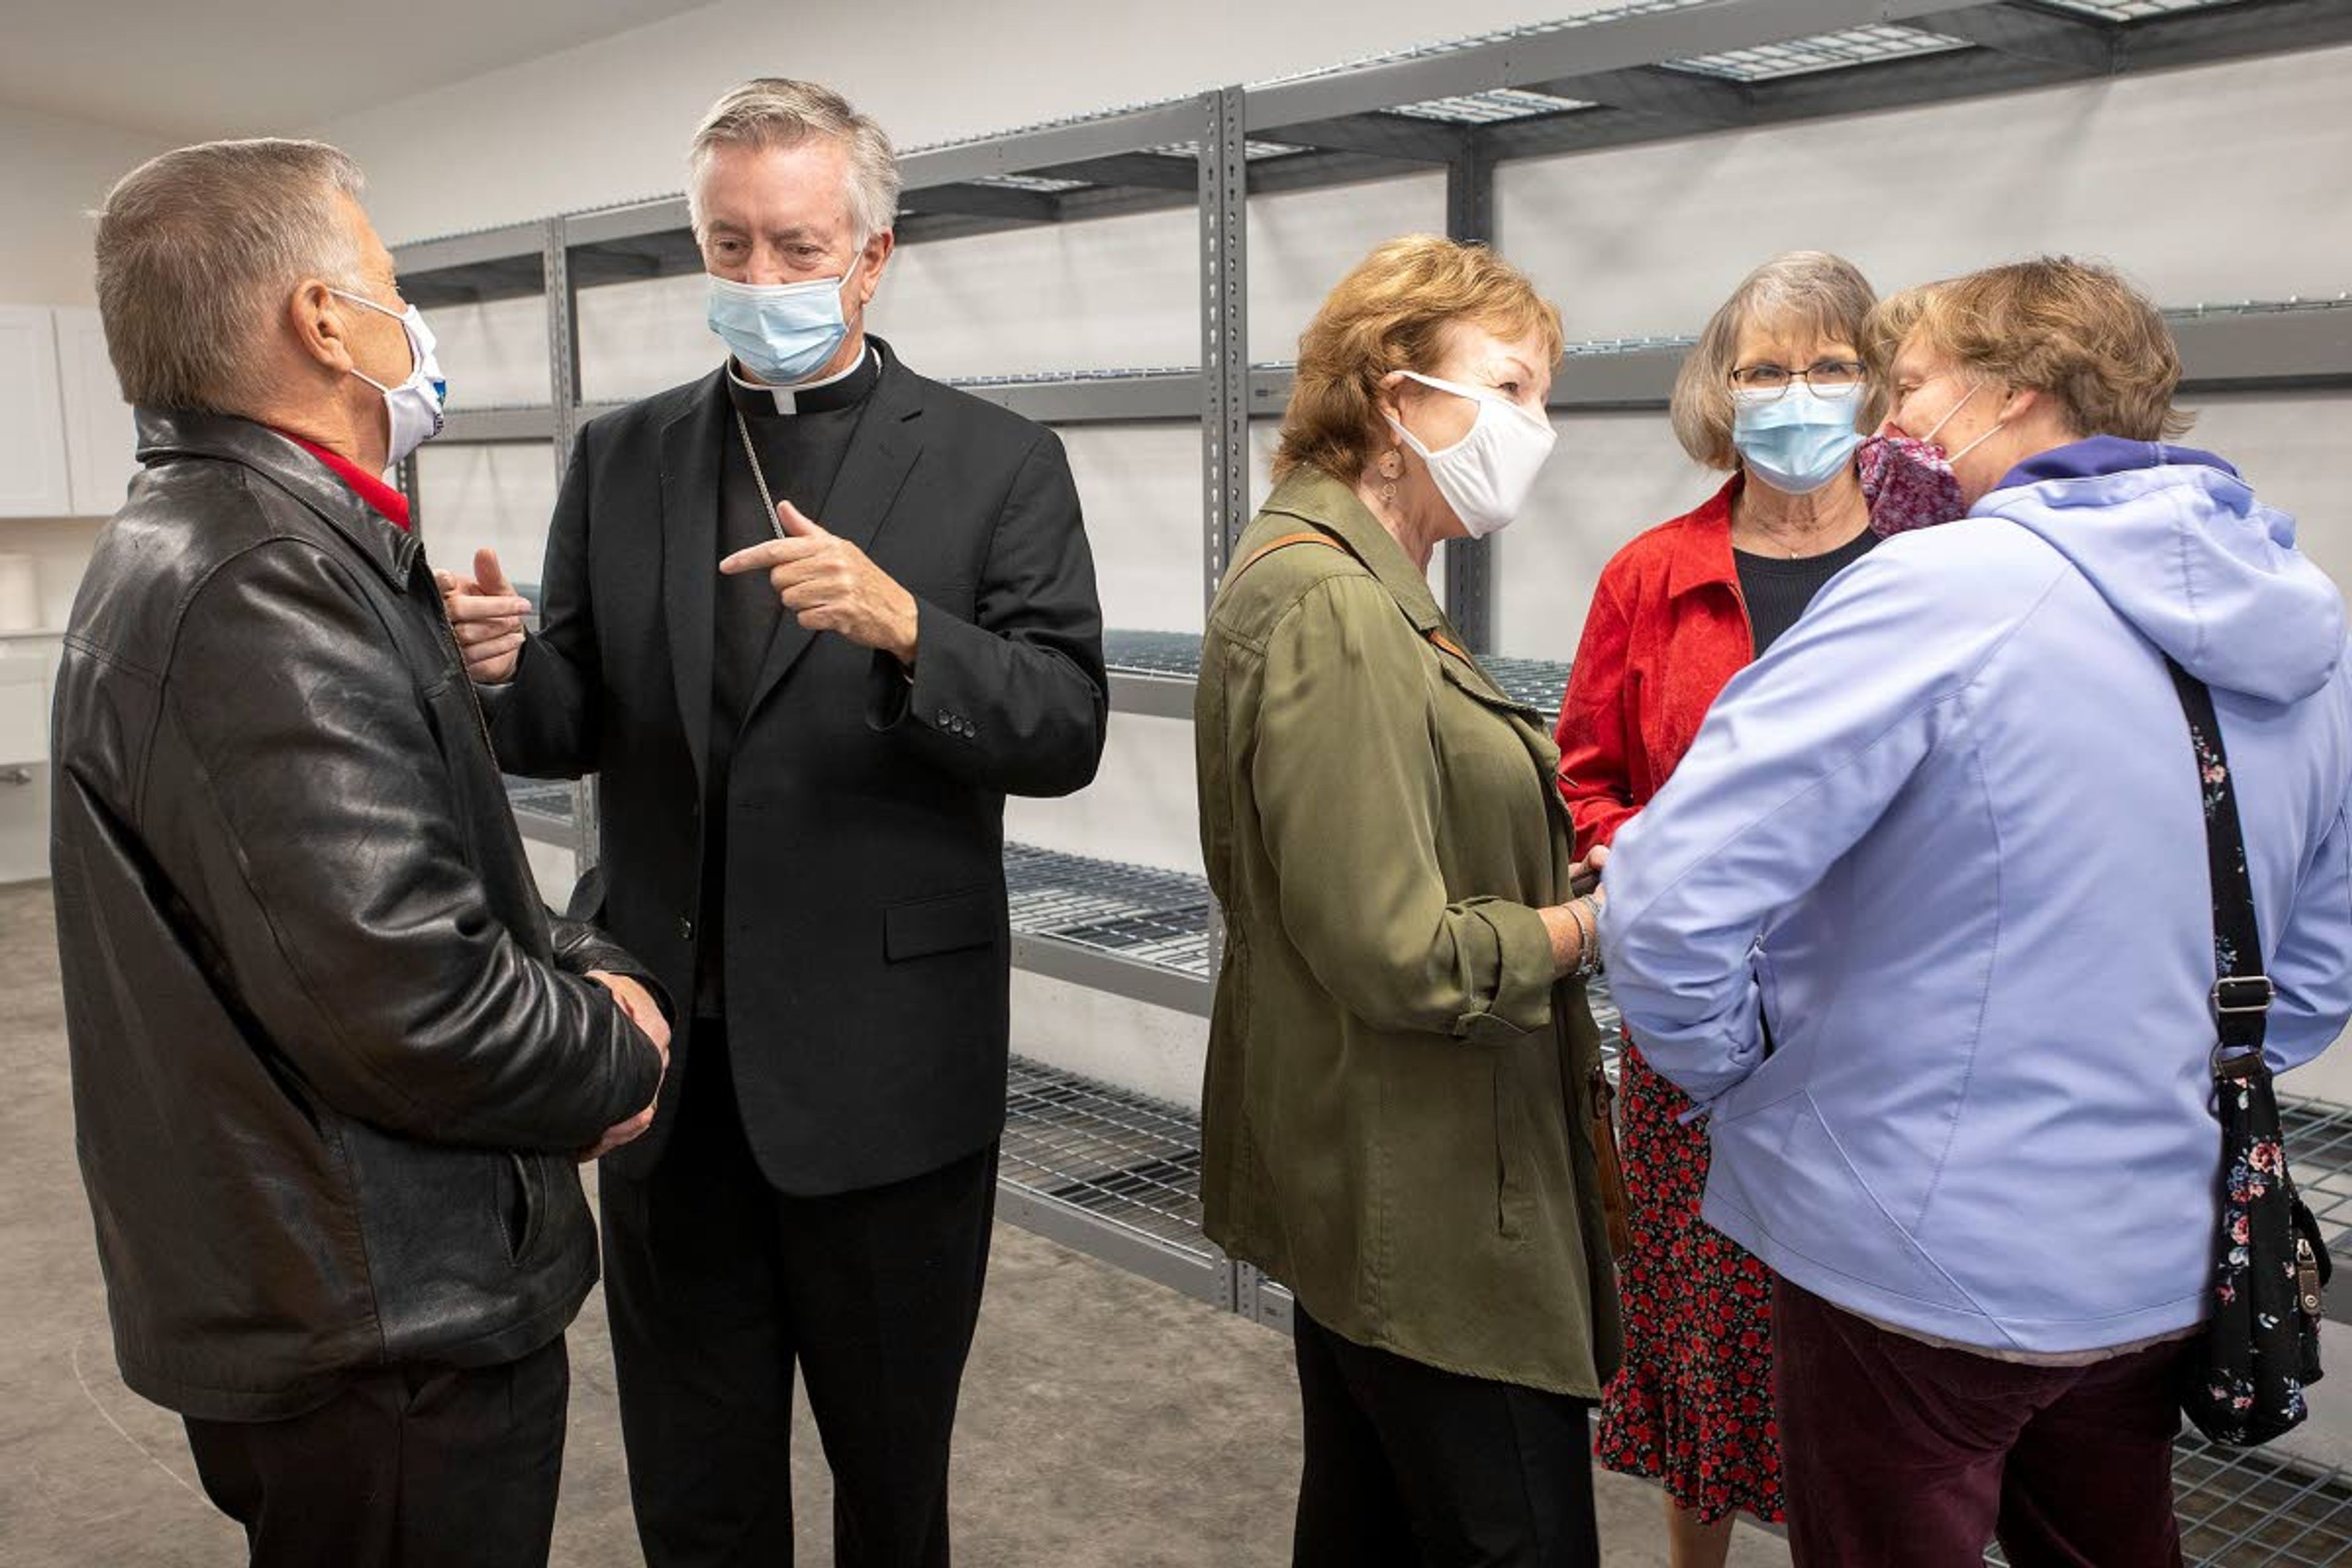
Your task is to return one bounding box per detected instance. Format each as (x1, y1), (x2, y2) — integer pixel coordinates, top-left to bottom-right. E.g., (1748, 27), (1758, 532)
(53, 140), (669, 1568)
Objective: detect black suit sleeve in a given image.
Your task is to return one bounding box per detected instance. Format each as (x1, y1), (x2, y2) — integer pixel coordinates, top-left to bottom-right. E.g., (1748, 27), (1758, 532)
(159, 541), (661, 1152)
(481, 428), (601, 777)
(867, 428), (1109, 797)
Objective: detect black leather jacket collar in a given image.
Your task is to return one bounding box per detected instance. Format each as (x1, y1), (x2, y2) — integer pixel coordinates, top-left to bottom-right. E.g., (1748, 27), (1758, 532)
(133, 408), (421, 589)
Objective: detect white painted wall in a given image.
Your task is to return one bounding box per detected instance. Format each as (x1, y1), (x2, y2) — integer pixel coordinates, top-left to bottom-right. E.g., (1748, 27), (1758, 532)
(0, 102), (168, 308)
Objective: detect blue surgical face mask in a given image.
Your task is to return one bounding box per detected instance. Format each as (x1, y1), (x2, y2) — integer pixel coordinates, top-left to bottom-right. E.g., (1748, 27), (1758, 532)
(706, 254), (861, 385)
(1732, 385), (1866, 496)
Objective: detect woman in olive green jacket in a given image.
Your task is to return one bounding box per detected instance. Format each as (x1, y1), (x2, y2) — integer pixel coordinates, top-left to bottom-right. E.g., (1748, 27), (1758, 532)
(1196, 235), (1623, 1567)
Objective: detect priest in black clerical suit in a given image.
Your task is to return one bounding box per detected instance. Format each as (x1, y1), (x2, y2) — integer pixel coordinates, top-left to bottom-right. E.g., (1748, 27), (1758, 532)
(440, 78), (1107, 1568)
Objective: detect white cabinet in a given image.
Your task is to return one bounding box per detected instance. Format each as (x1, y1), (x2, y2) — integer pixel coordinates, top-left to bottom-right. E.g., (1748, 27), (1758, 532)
(54, 306), (138, 518)
(0, 307), (72, 518)
(0, 654), (48, 769)
(0, 304), (138, 520)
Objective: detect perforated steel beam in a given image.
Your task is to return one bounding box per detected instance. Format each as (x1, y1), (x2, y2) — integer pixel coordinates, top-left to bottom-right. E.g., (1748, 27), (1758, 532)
(2123, 0), (2352, 69)
(900, 183), (1063, 224)
(1523, 64), (1755, 126)
(1931, 1), (2118, 72)
(1030, 153), (1200, 192)
(899, 99), (1205, 190)
(1253, 111), (1472, 164)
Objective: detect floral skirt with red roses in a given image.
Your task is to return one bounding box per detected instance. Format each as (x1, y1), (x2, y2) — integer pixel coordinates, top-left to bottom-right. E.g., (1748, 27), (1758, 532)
(1594, 1036), (1785, 1525)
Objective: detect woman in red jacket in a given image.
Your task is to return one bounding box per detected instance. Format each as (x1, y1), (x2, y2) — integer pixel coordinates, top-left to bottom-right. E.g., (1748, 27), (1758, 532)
(1555, 252), (1886, 1567)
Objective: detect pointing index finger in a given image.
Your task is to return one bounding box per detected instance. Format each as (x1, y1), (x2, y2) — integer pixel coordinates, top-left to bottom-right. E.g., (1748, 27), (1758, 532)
(720, 537), (829, 575)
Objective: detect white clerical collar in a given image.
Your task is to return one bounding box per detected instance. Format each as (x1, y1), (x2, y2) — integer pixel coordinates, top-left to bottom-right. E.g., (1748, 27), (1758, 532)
(726, 345), (879, 415)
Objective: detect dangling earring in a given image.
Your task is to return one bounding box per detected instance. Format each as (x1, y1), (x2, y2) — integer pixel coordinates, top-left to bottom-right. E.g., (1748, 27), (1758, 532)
(1378, 447), (1402, 508)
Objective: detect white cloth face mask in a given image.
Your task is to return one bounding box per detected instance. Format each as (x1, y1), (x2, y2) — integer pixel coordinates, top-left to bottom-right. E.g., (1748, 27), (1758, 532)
(1385, 371), (1558, 538)
(331, 288), (447, 465)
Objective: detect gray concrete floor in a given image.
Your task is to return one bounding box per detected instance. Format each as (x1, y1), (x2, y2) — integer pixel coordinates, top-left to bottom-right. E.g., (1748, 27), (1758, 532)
(1, 882), (1789, 1566)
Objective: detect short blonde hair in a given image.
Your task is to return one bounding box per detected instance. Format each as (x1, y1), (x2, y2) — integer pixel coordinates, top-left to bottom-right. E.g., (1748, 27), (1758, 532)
(688, 78), (901, 241)
(1906, 257), (2192, 441)
(1669, 251), (1882, 471)
(1273, 235), (1563, 486)
(94, 138), (366, 414)
(1863, 282), (1941, 385)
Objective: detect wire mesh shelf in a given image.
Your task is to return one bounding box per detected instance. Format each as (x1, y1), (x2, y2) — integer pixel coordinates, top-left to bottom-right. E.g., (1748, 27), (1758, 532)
(1003, 1056), (1214, 1259)
(1667, 22), (1970, 81)
(503, 776), (576, 826)
(1004, 843), (1216, 983)
(1482, 654), (1577, 719)
(1563, 333), (1700, 357)
(1389, 88), (1597, 124)
(968, 172), (1094, 194)
(1147, 138), (1311, 162)
(2036, 0), (2252, 20)
(2283, 1095), (2352, 1262)
(2169, 297), (2352, 320)
(946, 366), (1200, 388)
(1104, 628), (1207, 682)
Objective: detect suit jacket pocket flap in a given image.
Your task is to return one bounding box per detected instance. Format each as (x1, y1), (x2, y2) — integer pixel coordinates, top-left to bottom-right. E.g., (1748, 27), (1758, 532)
(884, 886), (999, 961)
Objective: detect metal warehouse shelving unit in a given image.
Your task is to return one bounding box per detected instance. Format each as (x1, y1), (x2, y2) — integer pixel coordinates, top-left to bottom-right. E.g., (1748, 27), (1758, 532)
(394, 2), (2352, 1546)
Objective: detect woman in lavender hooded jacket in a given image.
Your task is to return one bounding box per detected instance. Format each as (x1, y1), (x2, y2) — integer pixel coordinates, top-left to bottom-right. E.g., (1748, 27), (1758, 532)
(1600, 258), (2352, 1566)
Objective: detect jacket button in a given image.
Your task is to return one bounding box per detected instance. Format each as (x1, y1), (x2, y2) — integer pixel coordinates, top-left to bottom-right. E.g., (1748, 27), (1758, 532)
(936, 709), (951, 726)
(677, 917), (695, 942)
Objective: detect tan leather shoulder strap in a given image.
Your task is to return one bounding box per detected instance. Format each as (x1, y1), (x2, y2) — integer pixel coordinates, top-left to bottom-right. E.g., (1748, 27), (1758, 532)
(1226, 530), (1348, 585)
(1229, 530), (1480, 669)
(1426, 628), (1472, 664)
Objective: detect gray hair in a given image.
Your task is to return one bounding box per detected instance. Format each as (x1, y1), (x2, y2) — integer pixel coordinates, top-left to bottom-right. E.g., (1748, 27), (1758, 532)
(94, 138), (366, 415)
(687, 78), (902, 243)
(1669, 251), (1883, 471)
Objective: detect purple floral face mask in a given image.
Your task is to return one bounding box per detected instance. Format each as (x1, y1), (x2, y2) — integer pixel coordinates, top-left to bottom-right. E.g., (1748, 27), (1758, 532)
(1860, 382), (2002, 537)
(1860, 434), (1965, 537)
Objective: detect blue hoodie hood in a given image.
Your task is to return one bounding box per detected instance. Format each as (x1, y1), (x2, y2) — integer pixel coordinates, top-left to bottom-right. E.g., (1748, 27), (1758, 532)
(1977, 439), (2345, 703)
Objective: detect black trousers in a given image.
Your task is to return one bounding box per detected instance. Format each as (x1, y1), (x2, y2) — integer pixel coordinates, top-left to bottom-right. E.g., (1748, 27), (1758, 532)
(1291, 1306), (1600, 1568)
(181, 1336), (569, 1568)
(601, 1020), (999, 1568)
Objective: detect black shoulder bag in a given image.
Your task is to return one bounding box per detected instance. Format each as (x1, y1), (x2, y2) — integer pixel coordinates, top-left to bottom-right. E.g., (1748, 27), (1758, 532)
(2171, 658), (2331, 1447)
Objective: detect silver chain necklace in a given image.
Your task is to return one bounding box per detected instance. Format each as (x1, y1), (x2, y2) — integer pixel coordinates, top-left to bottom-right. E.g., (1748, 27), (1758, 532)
(732, 408), (788, 542)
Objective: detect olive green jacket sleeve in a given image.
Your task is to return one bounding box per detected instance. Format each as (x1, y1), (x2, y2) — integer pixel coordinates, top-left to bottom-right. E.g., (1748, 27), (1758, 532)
(1251, 573), (1558, 1044)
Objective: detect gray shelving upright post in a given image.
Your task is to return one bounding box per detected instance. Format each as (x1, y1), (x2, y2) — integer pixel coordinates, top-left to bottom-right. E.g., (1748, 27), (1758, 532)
(541, 213), (601, 878)
(1199, 83), (1252, 1320)
(1442, 140), (1499, 655)
(396, 452), (421, 533)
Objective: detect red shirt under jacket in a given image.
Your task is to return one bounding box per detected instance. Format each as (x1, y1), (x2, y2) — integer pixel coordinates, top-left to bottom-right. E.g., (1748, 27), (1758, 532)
(1552, 476), (1757, 859)
(272, 430), (412, 532)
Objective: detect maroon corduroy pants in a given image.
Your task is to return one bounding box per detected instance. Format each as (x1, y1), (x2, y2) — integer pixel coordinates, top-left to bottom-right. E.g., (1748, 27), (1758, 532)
(1772, 1276), (2189, 1567)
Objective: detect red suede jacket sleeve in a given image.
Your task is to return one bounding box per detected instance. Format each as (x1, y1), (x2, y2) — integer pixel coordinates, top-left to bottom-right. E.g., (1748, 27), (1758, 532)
(1555, 565), (1641, 861)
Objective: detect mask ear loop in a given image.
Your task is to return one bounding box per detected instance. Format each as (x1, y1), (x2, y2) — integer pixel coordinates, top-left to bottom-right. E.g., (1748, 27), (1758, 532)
(1917, 380), (1980, 447)
(328, 288), (420, 396)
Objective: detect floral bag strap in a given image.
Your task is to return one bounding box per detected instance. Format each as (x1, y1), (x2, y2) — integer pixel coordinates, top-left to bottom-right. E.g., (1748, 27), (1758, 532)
(2169, 656), (2329, 1447)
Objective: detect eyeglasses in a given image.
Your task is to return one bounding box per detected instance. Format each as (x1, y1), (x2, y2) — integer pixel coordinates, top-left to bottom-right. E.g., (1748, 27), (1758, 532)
(1730, 359), (1869, 399)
